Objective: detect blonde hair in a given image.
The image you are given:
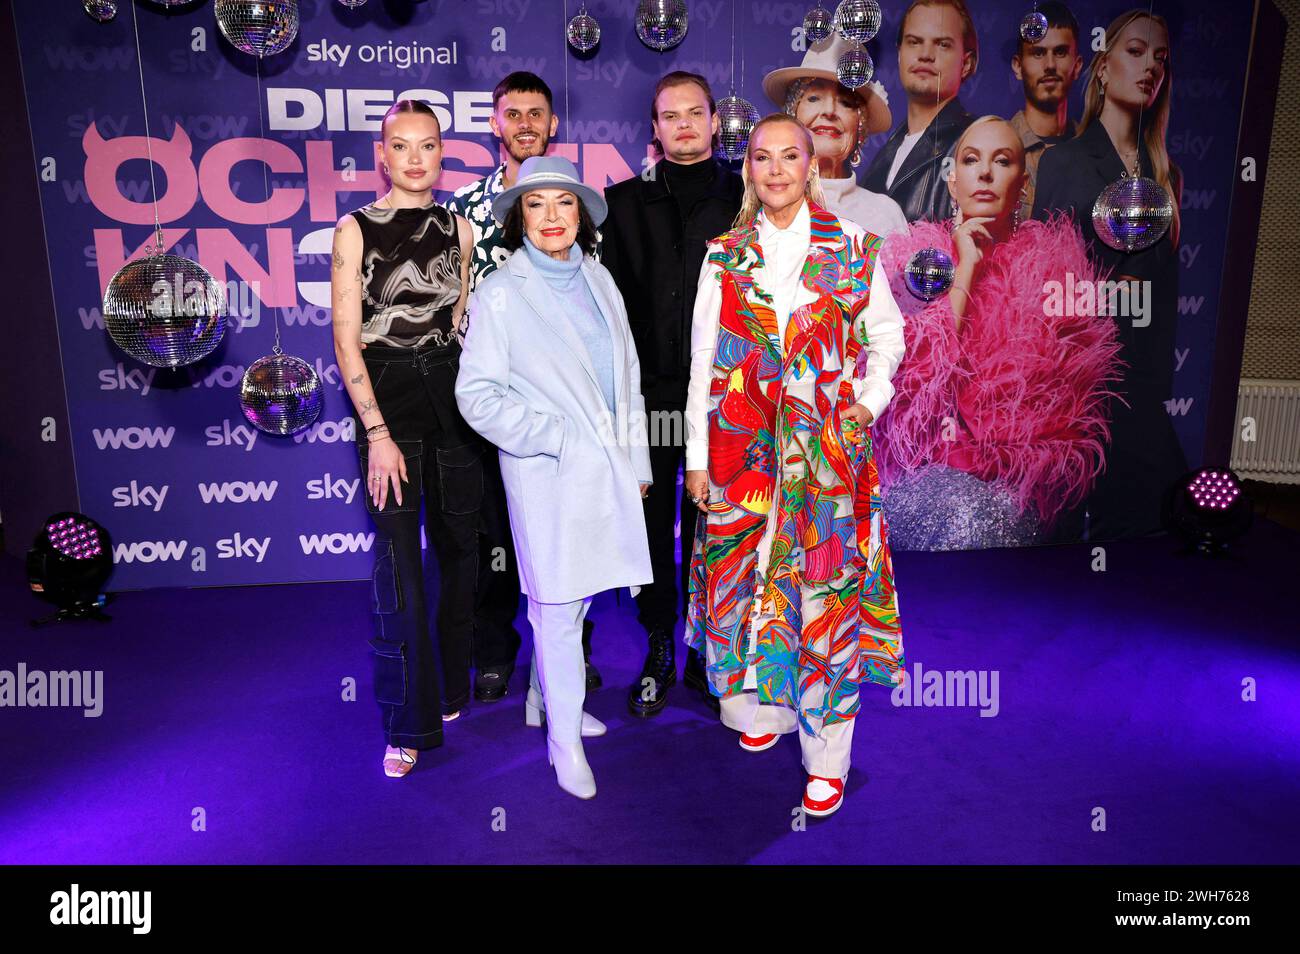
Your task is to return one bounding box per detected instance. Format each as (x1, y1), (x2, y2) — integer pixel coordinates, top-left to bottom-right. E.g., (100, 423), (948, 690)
(733, 113), (827, 229)
(1078, 9), (1179, 246)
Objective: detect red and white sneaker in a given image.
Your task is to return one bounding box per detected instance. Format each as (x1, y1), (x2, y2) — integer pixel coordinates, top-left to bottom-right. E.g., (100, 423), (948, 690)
(802, 775), (846, 817)
(739, 732), (779, 752)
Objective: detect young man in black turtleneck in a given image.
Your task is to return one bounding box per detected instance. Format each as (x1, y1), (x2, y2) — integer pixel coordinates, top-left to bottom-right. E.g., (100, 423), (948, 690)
(601, 71), (742, 718)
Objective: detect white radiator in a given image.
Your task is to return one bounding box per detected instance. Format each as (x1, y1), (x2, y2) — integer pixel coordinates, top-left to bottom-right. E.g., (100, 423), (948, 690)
(1231, 378), (1300, 483)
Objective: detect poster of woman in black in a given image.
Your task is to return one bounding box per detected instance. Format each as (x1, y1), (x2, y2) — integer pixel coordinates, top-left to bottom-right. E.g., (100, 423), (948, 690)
(1033, 9), (1186, 541)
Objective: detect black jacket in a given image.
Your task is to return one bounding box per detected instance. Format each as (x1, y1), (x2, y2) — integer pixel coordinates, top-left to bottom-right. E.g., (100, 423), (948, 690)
(861, 97), (974, 223)
(600, 159), (743, 407)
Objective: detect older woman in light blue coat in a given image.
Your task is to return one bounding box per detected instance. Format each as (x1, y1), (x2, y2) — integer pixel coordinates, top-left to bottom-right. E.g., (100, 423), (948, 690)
(456, 156), (652, 800)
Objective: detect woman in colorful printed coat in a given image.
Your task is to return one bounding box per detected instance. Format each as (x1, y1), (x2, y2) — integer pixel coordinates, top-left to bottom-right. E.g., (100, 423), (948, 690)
(683, 113), (906, 818)
(873, 116), (1123, 550)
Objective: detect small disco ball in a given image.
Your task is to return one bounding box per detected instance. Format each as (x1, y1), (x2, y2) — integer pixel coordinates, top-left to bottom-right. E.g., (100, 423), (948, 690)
(146, 1), (198, 6)
(83, 0), (117, 22)
(240, 350), (323, 435)
(103, 251), (227, 368)
(837, 44), (874, 89)
(903, 247), (955, 301)
(1020, 10), (1049, 43)
(214, 0), (299, 58)
(1092, 175), (1173, 252)
(716, 94), (760, 161)
(803, 3), (834, 45)
(636, 0), (688, 52)
(567, 11), (601, 52)
(834, 0), (882, 44)
(337, 0), (368, 7)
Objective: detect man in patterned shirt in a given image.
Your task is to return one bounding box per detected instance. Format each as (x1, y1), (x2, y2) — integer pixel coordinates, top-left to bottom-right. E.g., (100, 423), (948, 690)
(446, 71), (559, 290)
(445, 71), (603, 697)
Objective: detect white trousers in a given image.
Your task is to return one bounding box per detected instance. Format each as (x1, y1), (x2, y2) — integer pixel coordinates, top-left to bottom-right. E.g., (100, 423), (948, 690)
(526, 595), (593, 744)
(713, 470), (854, 780)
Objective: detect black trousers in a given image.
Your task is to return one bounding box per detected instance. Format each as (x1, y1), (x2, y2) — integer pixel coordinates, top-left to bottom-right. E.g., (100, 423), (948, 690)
(357, 343), (484, 750)
(635, 402), (699, 634)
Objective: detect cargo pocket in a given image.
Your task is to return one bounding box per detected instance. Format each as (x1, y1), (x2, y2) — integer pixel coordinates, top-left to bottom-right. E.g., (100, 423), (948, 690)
(437, 442), (484, 516)
(369, 636), (408, 707)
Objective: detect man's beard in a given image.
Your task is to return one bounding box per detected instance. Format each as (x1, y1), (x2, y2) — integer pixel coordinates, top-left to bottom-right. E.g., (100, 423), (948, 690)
(1025, 77), (1066, 112)
(505, 134), (550, 164)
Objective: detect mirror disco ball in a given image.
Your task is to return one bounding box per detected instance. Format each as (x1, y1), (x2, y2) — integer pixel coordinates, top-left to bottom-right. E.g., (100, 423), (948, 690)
(716, 94), (760, 162)
(103, 253), (227, 368)
(834, 0), (882, 44)
(240, 351), (323, 435)
(214, 0), (299, 58)
(567, 11), (601, 52)
(837, 44), (874, 89)
(83, 0), (117, 22)
(803, 3), (834, 44)
(635, 0), (688, 51)
(337, 0), (368, 7)
(1092, 175), (1173, 252)
(1020, 11), (1049, 43)
(903, 247), (955, 301)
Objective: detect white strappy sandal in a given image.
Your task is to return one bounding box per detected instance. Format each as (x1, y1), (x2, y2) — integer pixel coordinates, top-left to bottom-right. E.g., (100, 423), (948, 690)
(382, 745), (417, 778)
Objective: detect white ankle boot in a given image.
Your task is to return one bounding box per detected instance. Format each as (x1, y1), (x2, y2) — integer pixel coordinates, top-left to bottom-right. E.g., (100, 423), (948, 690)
(525, 687), (606, 737)
(547, 737), (596, 799)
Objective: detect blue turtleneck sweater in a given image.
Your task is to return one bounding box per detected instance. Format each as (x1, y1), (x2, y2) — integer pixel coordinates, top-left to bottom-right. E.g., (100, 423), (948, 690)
(523, 237), (615, 414)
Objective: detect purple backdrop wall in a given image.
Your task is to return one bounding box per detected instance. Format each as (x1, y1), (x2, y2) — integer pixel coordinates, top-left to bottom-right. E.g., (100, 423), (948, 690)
(6, 0), (1259, 587)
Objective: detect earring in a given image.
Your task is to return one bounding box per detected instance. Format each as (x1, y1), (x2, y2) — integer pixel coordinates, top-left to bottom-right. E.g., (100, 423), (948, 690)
(1012, 196), (1023, 234)
(850, 144), (863, 168)
(382, 163), (390, 177)
(1098, 77), (1106, 98)
(951, 198), (962, 226)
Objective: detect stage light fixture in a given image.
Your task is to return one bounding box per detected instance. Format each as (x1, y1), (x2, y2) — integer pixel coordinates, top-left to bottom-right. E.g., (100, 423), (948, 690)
(1170, 468), (1252, 555)
(26, 512), (114, 625)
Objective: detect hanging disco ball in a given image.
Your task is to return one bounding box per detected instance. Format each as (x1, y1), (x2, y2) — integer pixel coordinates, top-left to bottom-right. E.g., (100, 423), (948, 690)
(146, 1), (199, 6)
(1020, 10), (1049, 43)
(214, 0), (299, 58)
(834, 0), (882, 44)
(1092, 175), (1173, 252)
(803, 3), (834, 45)
(903, 247), (955, 301)
(837, 44), (874, 89)
(103, 250), (227, 368)
(716, 94), (760, 162)
(635, 0), (688, 52)
(83, 0), (117, 22)
(240, 350), (324, 435)
(337, 0), (368, 7)
(567, 10), (601, 52)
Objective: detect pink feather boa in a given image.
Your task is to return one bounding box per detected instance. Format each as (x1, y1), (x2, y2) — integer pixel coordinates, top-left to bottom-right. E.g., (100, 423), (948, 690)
(869, 215), (1124, 527)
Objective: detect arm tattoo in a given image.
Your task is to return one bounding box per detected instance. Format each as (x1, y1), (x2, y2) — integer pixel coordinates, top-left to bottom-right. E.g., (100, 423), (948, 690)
(332, 247), (345, 271)
(358, 398), (377, 414)
(350, 373), (363, 384)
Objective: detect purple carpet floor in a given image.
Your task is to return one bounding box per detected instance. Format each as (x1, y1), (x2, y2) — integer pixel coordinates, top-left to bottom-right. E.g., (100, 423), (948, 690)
(2, 520), (1297, 865)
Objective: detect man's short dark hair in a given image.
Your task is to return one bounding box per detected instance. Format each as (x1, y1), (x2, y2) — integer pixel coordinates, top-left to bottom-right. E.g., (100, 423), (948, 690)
(500, 196), (599, 258)
(492, 71), (554, 111)
(650, 71), (716, 120)
(1015, 1), (1080, 52)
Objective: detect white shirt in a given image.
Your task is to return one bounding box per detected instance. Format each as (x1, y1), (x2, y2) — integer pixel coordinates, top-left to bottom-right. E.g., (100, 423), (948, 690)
(886, 130), (925, 190)
(684, 198), (906, 472)
(820, 175), (909, 238)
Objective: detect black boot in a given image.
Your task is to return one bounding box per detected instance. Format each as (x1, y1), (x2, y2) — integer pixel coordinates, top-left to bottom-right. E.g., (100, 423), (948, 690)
(627, 627), (676, 718)
(682, 647), (719, 713)
(583, 618), (601, 691)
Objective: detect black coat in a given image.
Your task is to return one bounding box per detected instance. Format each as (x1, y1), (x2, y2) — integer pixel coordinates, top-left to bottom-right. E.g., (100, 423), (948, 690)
(600, 159), (743, 407)
(862, 97), (974, 223)
(1033, 119), (1187, 539)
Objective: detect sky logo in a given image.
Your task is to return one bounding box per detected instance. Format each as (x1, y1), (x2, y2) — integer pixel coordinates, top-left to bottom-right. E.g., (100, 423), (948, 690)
(216, 534), (271, 562)
(204, 419), (259, 451)
(111, 481), (169, 512)
(98, 362), (156, 395)
(306, 474), (361, 504)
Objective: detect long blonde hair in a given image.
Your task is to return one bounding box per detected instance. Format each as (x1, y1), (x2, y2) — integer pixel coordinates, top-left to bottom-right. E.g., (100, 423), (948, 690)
(733, 114), (827, 229)
(1078, 9), (1180, 246)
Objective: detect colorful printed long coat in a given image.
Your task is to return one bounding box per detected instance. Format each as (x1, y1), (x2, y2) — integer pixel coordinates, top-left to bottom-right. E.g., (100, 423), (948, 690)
(685, 203), (905, 738)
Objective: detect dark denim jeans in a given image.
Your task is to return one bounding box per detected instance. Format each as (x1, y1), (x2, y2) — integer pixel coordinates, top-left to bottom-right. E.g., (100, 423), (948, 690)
(358, 342), (483, 750)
